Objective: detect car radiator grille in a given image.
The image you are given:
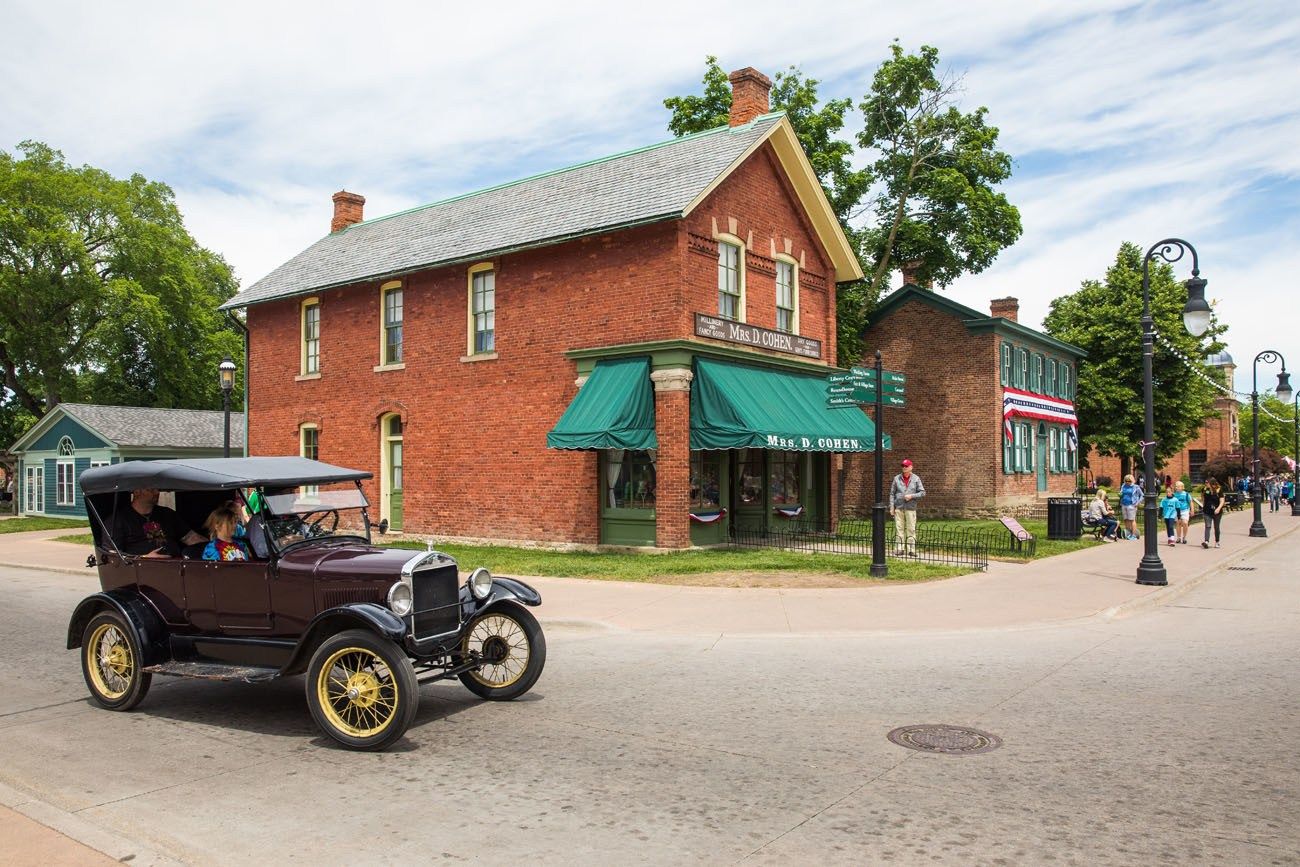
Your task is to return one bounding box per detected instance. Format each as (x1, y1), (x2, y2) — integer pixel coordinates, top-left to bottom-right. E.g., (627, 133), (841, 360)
(412, 564), (460, 639)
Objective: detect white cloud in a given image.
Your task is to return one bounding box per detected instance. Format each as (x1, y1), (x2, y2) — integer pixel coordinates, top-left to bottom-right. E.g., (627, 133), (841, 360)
(2, 0), (1297, 388)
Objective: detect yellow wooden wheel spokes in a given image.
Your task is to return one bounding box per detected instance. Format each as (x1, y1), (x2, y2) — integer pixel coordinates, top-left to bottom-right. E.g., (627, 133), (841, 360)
(464, 614), (531, 688)
(86, 623), (134, 700)
(316, 648), (400, 738)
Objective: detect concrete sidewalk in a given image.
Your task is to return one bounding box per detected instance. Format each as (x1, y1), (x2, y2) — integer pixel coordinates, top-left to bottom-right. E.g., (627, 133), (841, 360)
(2, 509), (1296, 635)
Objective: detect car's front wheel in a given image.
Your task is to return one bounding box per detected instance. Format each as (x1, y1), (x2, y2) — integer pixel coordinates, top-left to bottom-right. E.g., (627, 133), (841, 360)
(458, 604), (547, 700)
(306, 629), (418, 751)
(81, 611), (152, 711)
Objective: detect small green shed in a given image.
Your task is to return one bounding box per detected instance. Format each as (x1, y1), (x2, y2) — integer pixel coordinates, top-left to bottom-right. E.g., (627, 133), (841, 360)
(8, 404), (246, 518)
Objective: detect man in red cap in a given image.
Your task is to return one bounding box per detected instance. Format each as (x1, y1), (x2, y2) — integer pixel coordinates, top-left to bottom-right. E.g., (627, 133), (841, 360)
(889, 459), (926, 556)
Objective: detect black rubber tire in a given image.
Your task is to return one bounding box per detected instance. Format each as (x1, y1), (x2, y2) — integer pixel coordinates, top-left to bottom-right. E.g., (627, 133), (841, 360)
(458, 603), (547, 701)
(305, 629), (418, 751)
(81, 611), (152, 711)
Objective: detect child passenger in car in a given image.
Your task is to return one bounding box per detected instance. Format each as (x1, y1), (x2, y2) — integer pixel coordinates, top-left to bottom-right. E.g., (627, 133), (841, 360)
(202, 504), (251, 561)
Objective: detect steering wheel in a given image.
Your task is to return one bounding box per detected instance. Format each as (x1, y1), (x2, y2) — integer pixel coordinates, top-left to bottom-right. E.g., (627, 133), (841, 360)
(305, 510), (339, 537)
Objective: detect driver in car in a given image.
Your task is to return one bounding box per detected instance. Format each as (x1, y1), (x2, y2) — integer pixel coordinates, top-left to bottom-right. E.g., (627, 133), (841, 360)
(111, 487), (205, 557)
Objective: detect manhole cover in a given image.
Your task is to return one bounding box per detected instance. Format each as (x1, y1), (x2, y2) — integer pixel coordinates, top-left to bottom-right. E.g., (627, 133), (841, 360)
(1227, 567), (1256, 572)
(887, 724), (1002, 755)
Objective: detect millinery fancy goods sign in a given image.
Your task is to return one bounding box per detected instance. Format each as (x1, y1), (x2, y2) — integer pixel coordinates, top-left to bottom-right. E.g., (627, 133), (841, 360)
(694, 313), (822, 359)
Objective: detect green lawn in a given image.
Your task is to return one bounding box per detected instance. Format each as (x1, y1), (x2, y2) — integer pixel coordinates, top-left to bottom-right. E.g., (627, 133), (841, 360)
(839, 517), (1101, 561)
(1, 516), (89, 534)
(379, 539), (965, 583)
(51, 532), (965, 583)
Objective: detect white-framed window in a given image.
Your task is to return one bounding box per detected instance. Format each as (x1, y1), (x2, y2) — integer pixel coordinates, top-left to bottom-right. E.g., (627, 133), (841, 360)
(300, 424), (320, 497)
(56, 437), (75, 506)
(25, 465), (44, 513)
(89, 460), (109, 469)
(1014, 422), (1034, 471)
(380, 281), (403, 366)
(468, 265), (495, 355)
(1000, 343), (1012, 386)
(775, 259), (797, 333)
(301, 297), (321, 375)
(1048, 428), (1058, 472)
(1047, 358), (1058, 397)
(717, 239), (743, 321)
(1061, 363), (1073, 400)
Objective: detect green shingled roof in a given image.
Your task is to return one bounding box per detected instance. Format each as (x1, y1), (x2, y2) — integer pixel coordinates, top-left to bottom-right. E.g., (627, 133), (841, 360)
(222, 114), (786, 310)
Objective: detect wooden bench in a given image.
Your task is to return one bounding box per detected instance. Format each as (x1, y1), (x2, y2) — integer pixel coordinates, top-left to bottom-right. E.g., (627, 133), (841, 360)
(998, 515), (1037, 555)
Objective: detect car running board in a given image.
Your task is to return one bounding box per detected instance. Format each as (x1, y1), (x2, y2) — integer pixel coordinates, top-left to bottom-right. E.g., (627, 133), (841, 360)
(143, 661), (281, 683)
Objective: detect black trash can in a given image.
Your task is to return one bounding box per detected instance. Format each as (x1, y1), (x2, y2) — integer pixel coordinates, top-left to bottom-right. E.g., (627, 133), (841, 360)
(1047, 497), (1082, 540)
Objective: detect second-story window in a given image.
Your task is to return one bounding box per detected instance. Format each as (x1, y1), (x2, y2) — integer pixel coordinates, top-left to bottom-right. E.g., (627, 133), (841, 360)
(302, 299), (320, 375)
(718, 241), (741, 320)
(471, 268), (495, 354)
(382, 284), (403, 365)
(775, 260), (795, 333)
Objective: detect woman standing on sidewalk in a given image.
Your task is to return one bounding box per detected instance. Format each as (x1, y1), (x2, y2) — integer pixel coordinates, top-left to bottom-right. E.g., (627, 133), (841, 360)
(1201, 478), (1225, 548)
(1118, 474), (1142, 540)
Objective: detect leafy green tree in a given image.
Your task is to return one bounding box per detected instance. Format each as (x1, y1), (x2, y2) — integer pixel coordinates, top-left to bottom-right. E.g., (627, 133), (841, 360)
(0, 141), (242, 423)
(856, 43), (1021, 297)
(1044, 243), (1226, 475)
(1202, 446), (1288, 484)
(1249, 393), (1297, 456)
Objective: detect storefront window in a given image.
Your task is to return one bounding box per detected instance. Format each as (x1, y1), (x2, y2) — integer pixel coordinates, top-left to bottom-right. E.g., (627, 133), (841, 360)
(689, 451), (721, 510)
(738, 448), (763, 505)
(769, 450), (801, 504)
(604, 449), (656, 509)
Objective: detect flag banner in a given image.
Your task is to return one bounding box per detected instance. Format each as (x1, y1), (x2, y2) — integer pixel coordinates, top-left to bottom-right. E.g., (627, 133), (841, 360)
(773, 505), (805, 519)
(1003, 387), (1078, 429)
(1066, 426), (1079, 452)
(689, 508), (727, 524)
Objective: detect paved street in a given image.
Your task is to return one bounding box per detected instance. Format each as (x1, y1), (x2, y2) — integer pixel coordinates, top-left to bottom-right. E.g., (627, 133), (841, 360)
(1, 528), (1298, 865)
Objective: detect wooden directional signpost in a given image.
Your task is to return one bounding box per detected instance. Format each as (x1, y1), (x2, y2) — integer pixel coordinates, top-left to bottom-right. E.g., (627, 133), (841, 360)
(826, 356), (907, 577)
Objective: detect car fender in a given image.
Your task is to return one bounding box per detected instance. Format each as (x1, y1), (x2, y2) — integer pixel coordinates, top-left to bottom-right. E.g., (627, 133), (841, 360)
(280, 603), (407, 675)
(67, 590), (169, 667)
(474, 576), (542, 610)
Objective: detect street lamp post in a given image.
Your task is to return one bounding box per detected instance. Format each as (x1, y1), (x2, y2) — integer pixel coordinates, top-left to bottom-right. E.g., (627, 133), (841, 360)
(1292, 393), (1300, 517)
(1136, 239), (1213, 586)
(219, 355), (237, 458)
(1249, 352), (1292, 537)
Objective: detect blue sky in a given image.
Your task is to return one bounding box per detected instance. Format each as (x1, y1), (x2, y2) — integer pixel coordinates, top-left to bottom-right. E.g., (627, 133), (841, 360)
(3, 0), (1297, 399)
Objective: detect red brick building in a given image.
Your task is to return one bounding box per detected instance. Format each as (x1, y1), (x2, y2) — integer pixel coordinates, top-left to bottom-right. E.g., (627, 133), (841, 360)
(1086, 351), (1239, 485)
(844, 287), (1087, 518)
(223, 69), (883, 548)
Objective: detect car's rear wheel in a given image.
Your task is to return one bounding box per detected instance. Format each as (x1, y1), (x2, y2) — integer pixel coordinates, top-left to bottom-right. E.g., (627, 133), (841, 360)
(81, 611), (152, 711)
(458, 604), (546, 700)
(306, 629), (418, 751)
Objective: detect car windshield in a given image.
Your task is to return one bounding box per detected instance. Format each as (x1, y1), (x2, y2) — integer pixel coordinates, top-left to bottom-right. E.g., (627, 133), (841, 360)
(257, 484), (370, 550)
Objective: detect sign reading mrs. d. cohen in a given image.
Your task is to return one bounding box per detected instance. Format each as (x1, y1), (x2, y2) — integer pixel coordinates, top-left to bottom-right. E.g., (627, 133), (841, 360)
(694, 313), (822, 359)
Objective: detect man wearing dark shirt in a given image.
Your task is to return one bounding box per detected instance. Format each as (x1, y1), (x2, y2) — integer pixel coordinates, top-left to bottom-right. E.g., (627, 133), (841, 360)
(110, 488), (205, 556)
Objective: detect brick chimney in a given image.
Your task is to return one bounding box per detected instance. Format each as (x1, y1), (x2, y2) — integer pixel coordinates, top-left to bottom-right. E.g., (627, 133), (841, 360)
(899, 259), (927, 288)
(728, 67), (772, 127)
(990, 297), (1019, 322)
(331, 190), (365, 233)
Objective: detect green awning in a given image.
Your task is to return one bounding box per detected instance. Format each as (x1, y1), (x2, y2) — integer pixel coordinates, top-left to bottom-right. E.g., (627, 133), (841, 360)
(690, 357), (889, 452)
(547, 356), (658, 451)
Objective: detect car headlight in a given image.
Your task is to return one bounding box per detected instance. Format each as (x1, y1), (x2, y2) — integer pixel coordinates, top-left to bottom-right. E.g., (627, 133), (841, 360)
(387, 581), (413, 616)
(469, 567), (493, 600)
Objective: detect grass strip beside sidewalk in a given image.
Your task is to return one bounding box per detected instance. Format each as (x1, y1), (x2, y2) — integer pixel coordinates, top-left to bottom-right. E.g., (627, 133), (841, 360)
(1, 516), (88, 534)
(51, 533), (963, 584)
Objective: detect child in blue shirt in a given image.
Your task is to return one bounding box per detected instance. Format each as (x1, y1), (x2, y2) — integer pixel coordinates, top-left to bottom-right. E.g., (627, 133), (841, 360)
(202, 503), (251, 561)
(1173, 481), (1193, 544)
(1159, 487), (1179, 546)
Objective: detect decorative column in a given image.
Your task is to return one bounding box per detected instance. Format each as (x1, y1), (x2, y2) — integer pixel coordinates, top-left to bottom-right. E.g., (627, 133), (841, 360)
(651, 367), (694, 549)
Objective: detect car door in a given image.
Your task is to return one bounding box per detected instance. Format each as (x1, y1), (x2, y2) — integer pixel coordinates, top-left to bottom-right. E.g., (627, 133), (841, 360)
(203, 559), (274, 632)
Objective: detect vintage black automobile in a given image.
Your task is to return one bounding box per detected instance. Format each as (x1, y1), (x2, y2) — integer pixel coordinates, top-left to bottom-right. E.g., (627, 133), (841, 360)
(69, 457), (545, 750)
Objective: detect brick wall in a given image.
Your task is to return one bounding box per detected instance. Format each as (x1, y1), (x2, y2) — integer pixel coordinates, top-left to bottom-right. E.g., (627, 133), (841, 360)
(843, 301), (1079, 518)
(1086, 393), (1238, 486)
(246, 143), (841, 544)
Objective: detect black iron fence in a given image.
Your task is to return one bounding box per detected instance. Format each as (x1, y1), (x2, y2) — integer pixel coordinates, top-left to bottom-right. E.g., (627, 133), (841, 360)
(729, 518), (988, 571)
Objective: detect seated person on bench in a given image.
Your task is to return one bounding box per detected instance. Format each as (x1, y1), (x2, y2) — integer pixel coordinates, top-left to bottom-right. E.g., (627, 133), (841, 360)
(1087, 489), (1120, 541)
(111, 487), (205, 557)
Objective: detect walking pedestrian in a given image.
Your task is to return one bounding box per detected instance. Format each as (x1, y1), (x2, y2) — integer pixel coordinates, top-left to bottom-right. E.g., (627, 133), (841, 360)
(1174, 480), (1193, 544)
(1160, 485), (1179, 546)
(889, 459), (925, 557)
(1267, 476), (1282, 512)
(1118, 474), (1141, 540)
(1201, 478), (1224, 548)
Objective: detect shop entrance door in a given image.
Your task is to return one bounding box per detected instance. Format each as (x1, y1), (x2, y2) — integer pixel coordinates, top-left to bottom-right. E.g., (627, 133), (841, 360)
(382, 415), (403, 531)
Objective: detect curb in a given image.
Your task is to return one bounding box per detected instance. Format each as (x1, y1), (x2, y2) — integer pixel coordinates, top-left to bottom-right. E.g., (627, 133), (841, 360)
(0, 779), (181, 866)
(1100, 518), (1300, 620)
(0, 560), (88, 576)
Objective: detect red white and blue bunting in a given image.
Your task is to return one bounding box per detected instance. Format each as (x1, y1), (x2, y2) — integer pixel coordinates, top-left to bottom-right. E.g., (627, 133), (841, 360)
(1003, 387), (1078, 448)
(773, 505), (805, 519)
(689, 508), (727, 524)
